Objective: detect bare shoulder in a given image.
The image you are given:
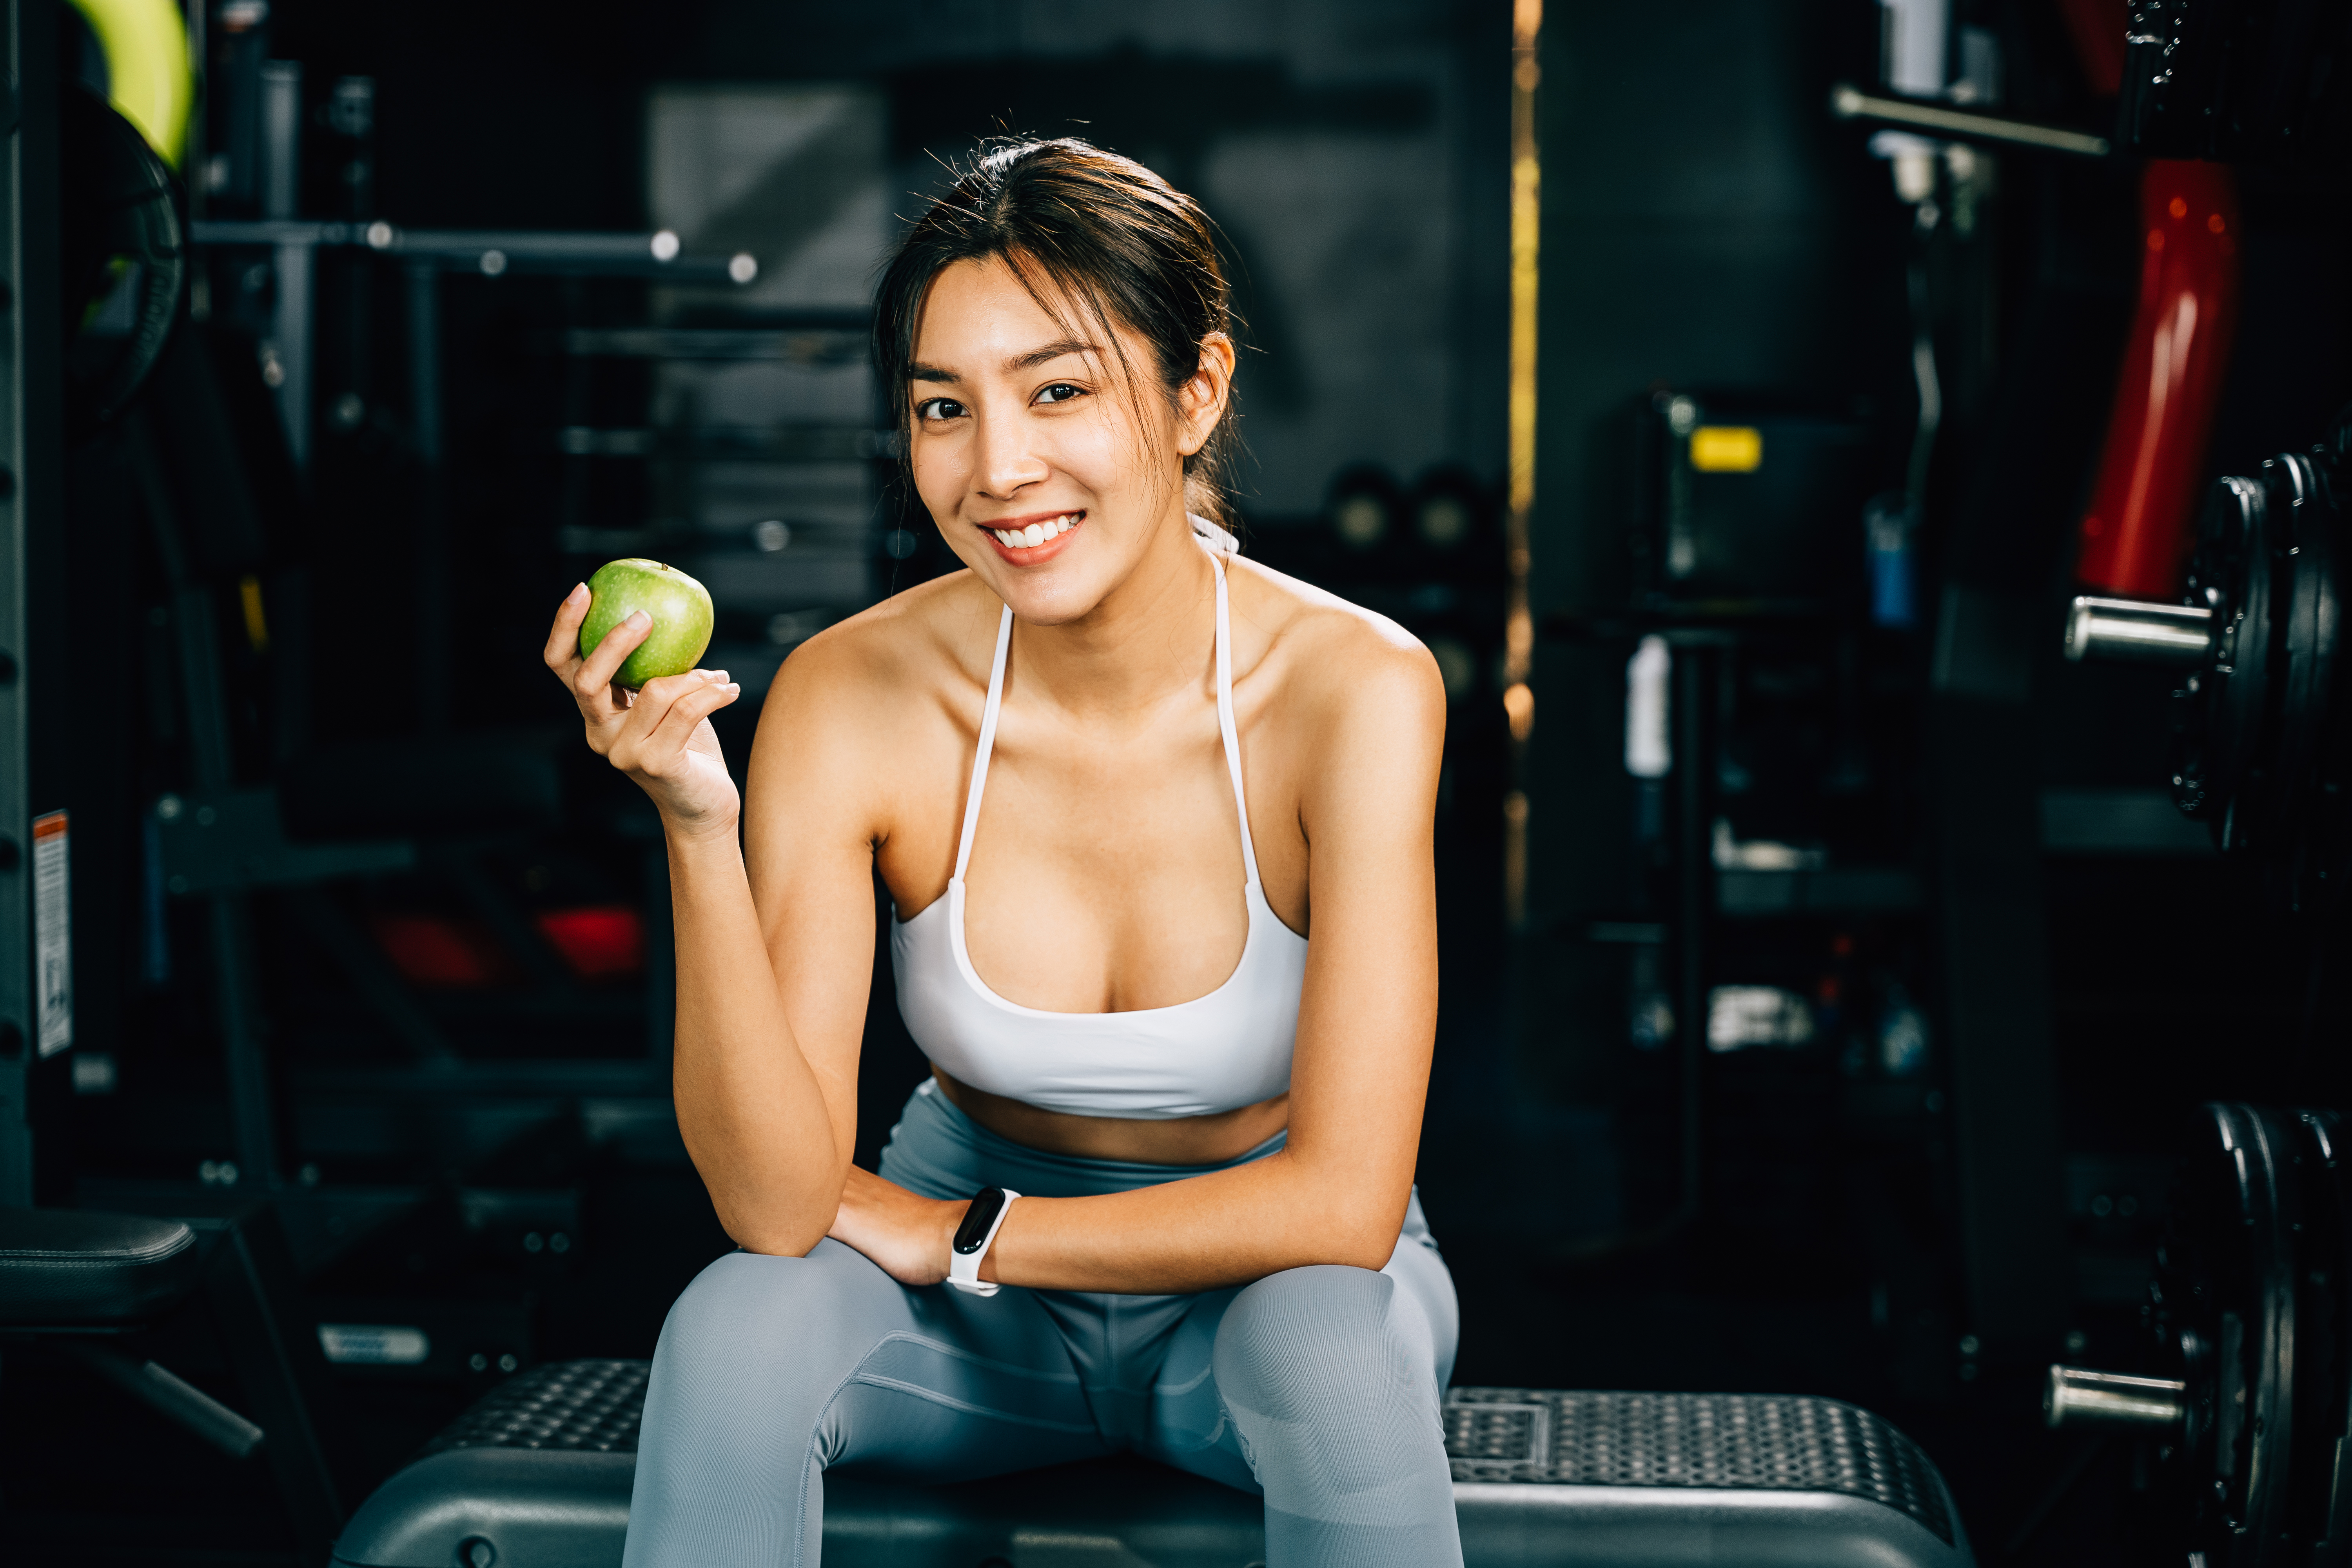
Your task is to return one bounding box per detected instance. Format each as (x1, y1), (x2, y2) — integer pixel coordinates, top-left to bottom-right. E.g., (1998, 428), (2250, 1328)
(762, 569), (995, 718)
(1227, 555), (1445, 743)
(746, 570), (998, 826)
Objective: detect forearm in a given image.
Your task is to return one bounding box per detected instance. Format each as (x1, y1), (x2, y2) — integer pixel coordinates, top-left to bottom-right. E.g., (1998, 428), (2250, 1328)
(665, 826), (844, 1253)
(985, 1148), (1408, 1294)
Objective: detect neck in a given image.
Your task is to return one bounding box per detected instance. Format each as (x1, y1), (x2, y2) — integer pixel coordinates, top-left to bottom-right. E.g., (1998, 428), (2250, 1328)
(1011, 500), (1217, 722)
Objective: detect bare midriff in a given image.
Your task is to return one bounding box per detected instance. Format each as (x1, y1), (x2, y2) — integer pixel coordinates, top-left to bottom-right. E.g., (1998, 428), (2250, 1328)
(933, 1069), (1290, 1166)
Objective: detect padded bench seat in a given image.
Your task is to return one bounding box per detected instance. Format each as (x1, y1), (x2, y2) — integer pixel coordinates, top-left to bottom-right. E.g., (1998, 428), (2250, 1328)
(0, 1207), (202, 1328)
(331, 1361), (1974, 1568)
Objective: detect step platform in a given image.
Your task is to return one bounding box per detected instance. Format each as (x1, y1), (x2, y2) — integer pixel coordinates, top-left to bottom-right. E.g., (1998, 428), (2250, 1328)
(331, 1360), (1973, 1568)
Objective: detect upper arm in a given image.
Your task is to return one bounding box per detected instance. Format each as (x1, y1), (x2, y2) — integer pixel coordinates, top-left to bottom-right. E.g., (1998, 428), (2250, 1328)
(740, 633), (902, 1163)
(1281, 620), (1447, 1239)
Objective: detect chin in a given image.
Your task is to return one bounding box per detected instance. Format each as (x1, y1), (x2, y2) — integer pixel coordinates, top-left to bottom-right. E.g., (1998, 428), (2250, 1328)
(997, 568), (1113, 626)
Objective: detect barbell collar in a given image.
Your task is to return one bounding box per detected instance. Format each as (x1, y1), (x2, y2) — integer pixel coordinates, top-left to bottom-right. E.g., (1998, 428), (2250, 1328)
(2065, 595), (2215, 666)
(2043, 1364), (2189, 1429)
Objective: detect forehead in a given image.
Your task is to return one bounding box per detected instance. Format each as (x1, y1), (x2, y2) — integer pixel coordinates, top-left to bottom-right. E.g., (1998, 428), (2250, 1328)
(911, 256), (1101, 370)
(908, 257), (1138, 383)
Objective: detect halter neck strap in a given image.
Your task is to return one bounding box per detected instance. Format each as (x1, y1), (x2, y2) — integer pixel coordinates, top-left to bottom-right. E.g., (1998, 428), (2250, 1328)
(951, 606), (1016, 881)
(951, 535), (1261, 890)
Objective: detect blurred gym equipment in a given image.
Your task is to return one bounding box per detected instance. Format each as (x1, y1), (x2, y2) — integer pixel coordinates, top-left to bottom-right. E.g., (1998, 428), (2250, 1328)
(2068, 412), (2352, 911)
(59, 86), (184, 440)
(0, 1202), (348, 1561)
(2045, 1106), (2352, 1564)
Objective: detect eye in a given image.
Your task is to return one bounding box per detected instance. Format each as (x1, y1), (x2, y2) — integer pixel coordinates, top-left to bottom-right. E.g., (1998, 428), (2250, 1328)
(1034, 382), (1087, 407)
(914, 397), (965, 423)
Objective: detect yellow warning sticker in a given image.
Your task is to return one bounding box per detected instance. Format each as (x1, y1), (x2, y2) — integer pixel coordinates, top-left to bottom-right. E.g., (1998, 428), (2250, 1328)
(1690, 426), (1763, 472)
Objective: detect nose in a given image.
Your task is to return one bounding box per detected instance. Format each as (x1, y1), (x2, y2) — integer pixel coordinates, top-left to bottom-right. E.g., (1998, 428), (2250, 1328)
(972, 407), (1049, 500)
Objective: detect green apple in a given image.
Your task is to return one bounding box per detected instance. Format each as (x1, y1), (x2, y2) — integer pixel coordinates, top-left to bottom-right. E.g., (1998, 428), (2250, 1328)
(579, 559), (715, 689)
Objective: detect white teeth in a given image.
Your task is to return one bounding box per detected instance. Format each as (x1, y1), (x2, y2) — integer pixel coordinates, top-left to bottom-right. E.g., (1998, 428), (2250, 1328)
(989, 516), (1077, 549)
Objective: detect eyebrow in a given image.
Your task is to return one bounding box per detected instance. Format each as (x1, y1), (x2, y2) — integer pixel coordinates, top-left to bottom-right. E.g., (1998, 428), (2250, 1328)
(1008, 337), (1098, 373)
(906, 338), (1101, 385)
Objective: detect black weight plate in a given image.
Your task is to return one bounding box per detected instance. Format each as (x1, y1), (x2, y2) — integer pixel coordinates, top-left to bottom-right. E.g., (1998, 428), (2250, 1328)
(2152, 1103), (2301, 1563)
(2176, 476), (2278, 842)
(2276, 456), (2335, 786)
(2272, 454), (2340, 905)
(2287, 448), (2352, 910)
(59, 85), (184, 439)
(2288, 1109), (2352, 1563)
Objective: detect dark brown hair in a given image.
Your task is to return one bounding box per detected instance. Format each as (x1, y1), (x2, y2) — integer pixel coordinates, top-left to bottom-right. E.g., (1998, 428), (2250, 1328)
(873, 137), (1237, 523)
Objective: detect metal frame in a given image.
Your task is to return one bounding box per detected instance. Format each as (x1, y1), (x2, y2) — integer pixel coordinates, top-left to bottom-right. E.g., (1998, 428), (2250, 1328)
(190, 216), (757, 480)
(0, 0), (64, 1205)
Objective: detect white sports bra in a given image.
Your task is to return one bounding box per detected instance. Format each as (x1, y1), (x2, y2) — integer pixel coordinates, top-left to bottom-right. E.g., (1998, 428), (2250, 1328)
(891, 528), (1309, 1120)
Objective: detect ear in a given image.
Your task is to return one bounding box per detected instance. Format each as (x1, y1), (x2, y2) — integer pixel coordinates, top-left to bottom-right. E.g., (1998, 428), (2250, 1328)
(1174, 332), (1236, 458)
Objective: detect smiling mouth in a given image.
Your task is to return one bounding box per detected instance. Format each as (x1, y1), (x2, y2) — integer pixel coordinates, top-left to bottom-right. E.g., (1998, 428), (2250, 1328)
(981, 512), (1083, 557)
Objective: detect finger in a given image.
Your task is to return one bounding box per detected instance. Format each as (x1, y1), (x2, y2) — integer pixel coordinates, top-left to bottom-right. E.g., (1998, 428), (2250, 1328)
(614, 674), (737, 770)
(542, 583), (591, 671)
(575, 610), (654, 699)
(610, 666), (703, 743)
(645, 675), (740, 749)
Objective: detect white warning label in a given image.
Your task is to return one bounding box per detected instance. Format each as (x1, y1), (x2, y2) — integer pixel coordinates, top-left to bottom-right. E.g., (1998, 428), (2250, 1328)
(34, 811), (69, 1056)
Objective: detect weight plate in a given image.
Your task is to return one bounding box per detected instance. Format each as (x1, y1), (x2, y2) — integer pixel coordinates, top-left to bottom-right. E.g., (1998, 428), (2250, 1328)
(2151, 1103), (2301, 1563)
(2284, 446), (2352, 909)
(59, 84), (184, 439)
(2288, 1110), (2352, 1563)
(2275, 454), (2334, 797)
(2176, 476), (2278, 841)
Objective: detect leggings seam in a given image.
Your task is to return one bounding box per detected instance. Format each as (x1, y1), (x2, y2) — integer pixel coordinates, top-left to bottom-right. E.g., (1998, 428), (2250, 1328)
(863, 1327), (1083, 1385)
(847, 1371), (1101, 1433)
(792, 1325), (1096, 1567)
(793, 1356), (869, 1568)
(1152, 1362), (1215, 1399)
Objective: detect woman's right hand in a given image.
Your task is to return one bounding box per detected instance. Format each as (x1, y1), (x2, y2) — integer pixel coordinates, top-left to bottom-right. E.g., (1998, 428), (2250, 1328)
(544, 583), (744, 838)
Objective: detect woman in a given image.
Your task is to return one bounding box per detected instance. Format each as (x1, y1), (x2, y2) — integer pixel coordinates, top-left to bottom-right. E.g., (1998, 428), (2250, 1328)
(546, 138), (1458, 1567)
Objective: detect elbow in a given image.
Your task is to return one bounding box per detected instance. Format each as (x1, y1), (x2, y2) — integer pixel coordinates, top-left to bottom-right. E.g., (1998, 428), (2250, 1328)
(1313, 1201), (1408, 1272)
(722, 1217), (826, 1258)
(1326, 1232), (1398, 1272)
(1280, 1155), (1410, 1272)
(708, 1184), (840, 1259)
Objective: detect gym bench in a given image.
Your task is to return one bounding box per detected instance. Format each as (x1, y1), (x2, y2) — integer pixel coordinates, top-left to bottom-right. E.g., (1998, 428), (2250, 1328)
(334, 1359), (1974, 1568)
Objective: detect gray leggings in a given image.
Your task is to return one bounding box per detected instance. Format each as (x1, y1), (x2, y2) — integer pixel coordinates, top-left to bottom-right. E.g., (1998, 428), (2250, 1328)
(621, 1080), (1463, 1567)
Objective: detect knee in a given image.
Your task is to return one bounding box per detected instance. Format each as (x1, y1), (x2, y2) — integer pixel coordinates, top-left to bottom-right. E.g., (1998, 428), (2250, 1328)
(1212, 1265), (1425, 1423)
(652, 1241), (877, 1388)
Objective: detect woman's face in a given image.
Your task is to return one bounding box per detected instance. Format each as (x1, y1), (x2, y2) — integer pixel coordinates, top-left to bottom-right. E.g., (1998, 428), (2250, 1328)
(907, 256), (1228, 625)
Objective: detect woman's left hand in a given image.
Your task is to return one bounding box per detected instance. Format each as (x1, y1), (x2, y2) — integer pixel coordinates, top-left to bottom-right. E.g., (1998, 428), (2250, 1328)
(828, 1167), (969, 1286)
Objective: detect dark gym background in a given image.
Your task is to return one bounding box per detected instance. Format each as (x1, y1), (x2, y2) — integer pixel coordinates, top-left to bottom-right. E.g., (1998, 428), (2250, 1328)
(5, 0), (2349, 1562)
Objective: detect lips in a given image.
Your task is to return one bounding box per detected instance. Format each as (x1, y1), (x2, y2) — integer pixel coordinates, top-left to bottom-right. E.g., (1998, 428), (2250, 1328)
(980, 511), (1083, 563)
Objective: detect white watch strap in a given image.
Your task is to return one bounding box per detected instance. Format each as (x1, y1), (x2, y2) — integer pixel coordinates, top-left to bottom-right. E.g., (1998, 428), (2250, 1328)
(947, 1189), (1019, 1296)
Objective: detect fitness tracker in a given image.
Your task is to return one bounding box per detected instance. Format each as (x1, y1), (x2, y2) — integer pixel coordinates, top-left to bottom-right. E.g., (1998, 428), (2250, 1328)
(947, 1186), (1019, 1296)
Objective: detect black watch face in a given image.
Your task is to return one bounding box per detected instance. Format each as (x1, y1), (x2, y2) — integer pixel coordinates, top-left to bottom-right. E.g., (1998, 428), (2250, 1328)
(953, 1188), (1007, 1255)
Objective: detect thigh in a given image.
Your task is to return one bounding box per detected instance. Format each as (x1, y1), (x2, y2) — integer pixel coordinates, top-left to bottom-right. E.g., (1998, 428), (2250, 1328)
(1139, 1194), (1459, 1492)
(626, 1241), (1101, 1504)
(628, 1239), (1109, 1560)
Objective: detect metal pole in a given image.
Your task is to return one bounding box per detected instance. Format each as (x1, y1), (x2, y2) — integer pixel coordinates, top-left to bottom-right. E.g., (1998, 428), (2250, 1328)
(0, 0), (62, 1205)
(261, 62), (310, 470)
(129, 417), (280, 1188)
(407, 263), (449, 725)
(272, 241), (312, 469)
(1671, 642), (1710, 1227)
